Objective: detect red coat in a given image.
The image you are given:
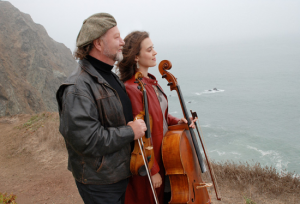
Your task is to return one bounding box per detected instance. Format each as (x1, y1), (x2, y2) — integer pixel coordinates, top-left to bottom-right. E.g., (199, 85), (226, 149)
(124, 73), (180, 204)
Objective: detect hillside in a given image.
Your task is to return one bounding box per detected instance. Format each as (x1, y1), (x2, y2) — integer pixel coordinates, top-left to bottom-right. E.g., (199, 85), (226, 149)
(0, 113), (299, 204)
(0, 1), (77, 116)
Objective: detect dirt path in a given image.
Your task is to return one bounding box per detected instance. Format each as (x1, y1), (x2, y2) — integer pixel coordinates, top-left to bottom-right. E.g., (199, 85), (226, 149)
(0, 114), (82, 204)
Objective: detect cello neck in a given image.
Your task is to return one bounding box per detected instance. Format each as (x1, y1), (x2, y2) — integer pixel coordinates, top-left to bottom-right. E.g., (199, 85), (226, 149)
(176, 85), (191, 124)
(158, 60), (206, 173)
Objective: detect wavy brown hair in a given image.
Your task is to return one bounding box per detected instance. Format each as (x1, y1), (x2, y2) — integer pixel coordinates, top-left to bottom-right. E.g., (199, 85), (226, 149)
(73, 43), (94, 60)
(117, 31), (149, 82)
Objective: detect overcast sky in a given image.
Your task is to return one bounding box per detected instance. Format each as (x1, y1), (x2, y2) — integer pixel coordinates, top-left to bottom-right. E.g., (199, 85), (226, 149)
(4, 0), (300, 51)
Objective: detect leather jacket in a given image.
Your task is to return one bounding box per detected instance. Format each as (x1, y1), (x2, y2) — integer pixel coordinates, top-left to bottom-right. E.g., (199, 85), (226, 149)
(56, 59), (134, 185)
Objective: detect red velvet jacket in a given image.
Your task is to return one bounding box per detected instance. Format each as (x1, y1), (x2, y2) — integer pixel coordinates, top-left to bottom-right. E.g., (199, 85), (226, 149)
(125, 73), (180, 176)
(125, 73), (180, 204)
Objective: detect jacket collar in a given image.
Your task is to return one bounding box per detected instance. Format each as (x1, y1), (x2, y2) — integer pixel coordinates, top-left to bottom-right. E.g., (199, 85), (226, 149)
(140, 72), (159, 86)
(79, 58), (126, 90)
(79, 58), (106, 84)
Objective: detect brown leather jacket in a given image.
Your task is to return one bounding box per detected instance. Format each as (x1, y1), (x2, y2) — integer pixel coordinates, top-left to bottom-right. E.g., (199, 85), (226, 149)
(56, 59), (134, 184)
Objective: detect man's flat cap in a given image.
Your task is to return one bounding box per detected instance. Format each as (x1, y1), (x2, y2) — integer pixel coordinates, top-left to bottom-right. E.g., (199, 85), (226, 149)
(76, 13), (117, 48)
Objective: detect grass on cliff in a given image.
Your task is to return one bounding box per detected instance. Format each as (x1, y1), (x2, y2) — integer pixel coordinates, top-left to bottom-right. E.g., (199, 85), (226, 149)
(10, 112), (300, 203)
(209, 160), (300, 203)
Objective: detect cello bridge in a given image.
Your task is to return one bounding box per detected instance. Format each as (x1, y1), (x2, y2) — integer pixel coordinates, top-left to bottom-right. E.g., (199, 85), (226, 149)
(196, 183), (213, 189)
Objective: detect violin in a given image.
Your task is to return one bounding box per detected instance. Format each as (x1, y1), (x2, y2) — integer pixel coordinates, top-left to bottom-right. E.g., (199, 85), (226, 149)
(159, 60), (221, 203)
(130, 72), (159, 204)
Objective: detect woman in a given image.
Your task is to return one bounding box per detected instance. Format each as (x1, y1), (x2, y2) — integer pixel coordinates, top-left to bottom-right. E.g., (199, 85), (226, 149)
(117, 31), (195, 204)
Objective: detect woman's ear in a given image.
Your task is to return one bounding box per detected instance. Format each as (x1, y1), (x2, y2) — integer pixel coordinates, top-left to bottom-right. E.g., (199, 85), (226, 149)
(135, 55), (139, 62)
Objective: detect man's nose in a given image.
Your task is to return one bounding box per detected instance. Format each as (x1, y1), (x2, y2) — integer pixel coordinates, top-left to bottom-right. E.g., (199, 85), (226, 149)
(120, 37), (125, 46)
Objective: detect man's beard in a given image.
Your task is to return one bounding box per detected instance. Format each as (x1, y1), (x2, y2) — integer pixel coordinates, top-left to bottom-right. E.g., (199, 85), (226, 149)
(102, 40), (123, 62)
(114, 51), (123, 62)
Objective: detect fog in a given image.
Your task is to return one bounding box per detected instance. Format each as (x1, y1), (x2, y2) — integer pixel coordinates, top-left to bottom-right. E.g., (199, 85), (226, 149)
(4, 0), (300, 51)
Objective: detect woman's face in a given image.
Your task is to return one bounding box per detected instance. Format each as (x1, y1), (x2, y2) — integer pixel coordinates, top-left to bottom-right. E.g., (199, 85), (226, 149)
(136, 38), (157, 69)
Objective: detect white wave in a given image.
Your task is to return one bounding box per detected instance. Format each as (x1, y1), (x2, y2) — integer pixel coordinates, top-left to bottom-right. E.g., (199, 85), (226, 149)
(246, 145), (290, 173)
(246, 145), (278, 157)
(231, 151), (241, 155)
(210, 149), (226, 156)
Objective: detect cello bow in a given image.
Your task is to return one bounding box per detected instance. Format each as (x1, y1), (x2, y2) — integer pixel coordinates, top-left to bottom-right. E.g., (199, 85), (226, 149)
(191, 110), (222, 201)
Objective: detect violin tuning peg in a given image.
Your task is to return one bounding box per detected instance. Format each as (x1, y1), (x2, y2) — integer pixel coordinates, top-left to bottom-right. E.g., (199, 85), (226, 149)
(137, 86), (141, 90)
(162, 74), (167, 78)
(167, 82), (173, 86)
(144, 83), (147, 86)
(134, 81), (139, 83)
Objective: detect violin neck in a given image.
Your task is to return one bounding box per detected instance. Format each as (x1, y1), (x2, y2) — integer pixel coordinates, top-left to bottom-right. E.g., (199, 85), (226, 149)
(143, 89), (151, 139)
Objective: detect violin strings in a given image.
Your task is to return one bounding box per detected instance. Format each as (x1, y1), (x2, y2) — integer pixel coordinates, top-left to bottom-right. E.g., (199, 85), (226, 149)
(137, 138), (159, 204)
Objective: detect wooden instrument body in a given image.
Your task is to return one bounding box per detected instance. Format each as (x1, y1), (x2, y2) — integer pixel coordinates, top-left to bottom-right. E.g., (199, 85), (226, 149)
(130, 111), (154, 175)
(129, 72), (156, 177)
(162, 124), (211, 204)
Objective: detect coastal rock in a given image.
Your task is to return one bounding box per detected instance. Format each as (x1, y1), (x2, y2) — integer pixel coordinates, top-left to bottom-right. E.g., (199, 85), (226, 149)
(0, 1), (77, 116)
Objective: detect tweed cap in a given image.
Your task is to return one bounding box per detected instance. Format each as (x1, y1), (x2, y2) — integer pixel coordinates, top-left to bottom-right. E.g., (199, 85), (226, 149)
(76, 13), (117, 48)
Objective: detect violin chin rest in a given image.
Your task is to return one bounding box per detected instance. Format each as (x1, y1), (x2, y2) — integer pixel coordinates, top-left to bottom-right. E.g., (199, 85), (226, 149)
(195, 183), (213, 189)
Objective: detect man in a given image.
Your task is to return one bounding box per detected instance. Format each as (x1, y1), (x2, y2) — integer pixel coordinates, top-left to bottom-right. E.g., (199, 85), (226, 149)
(56, 13), (146, 204)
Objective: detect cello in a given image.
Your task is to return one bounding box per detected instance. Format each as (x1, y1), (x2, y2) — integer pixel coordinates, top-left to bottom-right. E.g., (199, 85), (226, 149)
(130, 71), (159, 204)
(159, 60), (220, 203)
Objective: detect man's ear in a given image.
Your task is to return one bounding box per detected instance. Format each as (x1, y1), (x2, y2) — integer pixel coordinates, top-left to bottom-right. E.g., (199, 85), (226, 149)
(93, 38), (103, 52)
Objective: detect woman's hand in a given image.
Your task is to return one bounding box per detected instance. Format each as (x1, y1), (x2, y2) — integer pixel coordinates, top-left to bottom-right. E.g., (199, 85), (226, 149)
(178, 117), (197, 129)
(151, 173), (162, 188)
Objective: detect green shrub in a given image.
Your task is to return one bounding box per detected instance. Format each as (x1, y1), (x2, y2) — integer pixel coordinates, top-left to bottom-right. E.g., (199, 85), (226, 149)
(0, 192), (17, 204)
(244, 196), (256, 204)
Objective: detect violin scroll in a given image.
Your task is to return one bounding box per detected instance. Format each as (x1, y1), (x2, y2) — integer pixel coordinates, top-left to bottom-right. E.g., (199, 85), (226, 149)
(135, 72), (145, 92)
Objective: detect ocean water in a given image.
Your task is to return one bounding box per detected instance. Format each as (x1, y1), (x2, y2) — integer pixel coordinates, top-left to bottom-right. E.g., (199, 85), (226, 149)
(150, 35), (300, 175)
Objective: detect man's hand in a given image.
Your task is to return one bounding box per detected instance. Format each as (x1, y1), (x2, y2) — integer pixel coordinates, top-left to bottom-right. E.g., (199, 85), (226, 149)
(151, 173), (162, 188)
(178, 117), (197, 129)
(127, 119), (147, 140)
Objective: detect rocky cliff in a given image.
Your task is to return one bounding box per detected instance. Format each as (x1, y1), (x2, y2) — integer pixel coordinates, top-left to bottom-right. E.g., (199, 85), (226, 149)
(0, 1), (77, 116)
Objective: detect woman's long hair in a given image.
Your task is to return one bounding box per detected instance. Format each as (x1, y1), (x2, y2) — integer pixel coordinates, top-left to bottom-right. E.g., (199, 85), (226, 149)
(117, 31), (149, 82)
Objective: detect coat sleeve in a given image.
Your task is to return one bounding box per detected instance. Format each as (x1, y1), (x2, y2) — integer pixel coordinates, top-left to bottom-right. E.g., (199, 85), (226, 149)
(167, 113), (180, 126)
(58, 85), (134, 157)
(125, 84), (160, 176)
